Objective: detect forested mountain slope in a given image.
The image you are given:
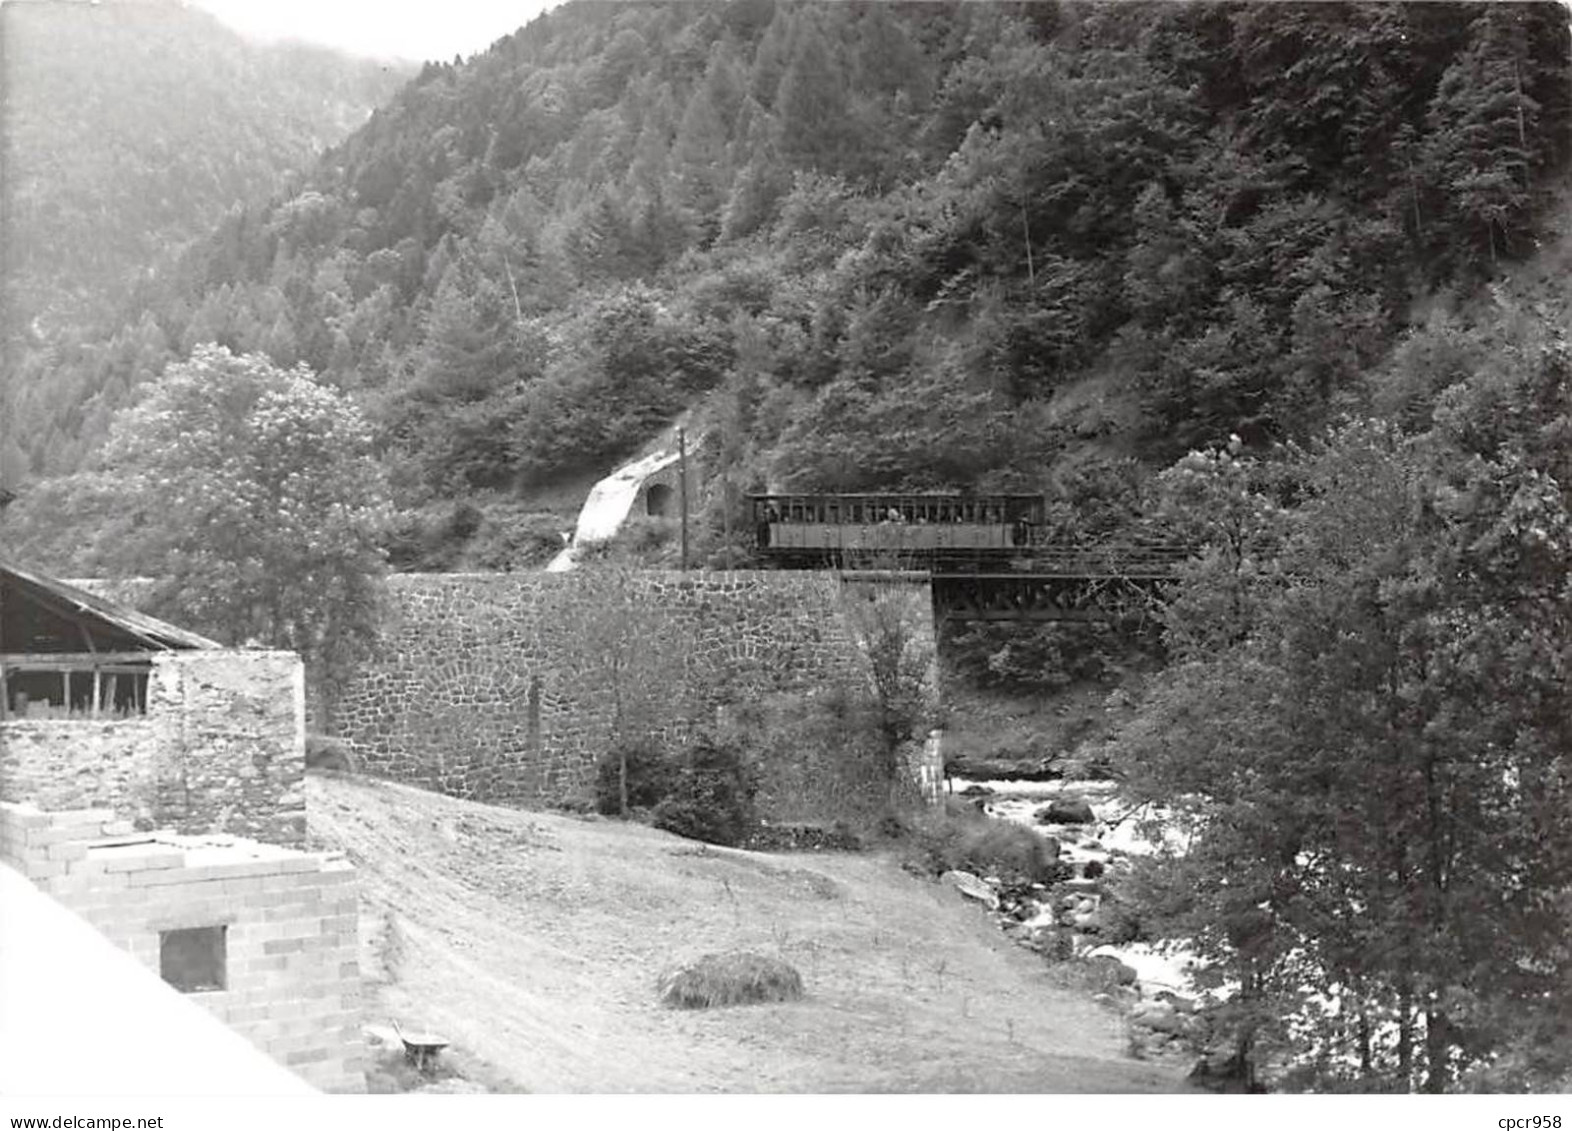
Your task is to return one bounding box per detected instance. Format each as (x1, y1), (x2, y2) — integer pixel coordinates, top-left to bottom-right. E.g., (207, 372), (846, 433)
(0, 0), (410, 479)
(5, 0), (1569, 570)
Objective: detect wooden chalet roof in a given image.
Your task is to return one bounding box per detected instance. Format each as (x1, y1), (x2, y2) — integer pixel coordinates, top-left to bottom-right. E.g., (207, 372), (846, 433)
(0, 557), (222, 652)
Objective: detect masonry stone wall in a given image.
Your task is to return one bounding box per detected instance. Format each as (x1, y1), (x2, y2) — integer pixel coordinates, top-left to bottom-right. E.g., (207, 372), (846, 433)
(0, 650), (306, 846)
(330, 570), (941, 813)
(0, 801), (364, 1092)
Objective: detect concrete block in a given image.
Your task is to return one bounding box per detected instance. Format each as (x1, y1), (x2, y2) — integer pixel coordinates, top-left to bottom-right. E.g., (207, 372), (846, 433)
(262, 901), (319, 923)
(144, 904), (237, 931)
(246, 1020), (286, 1044)
(45, 874), (105, 899)
(67, 856), (113, 878)
(227, 864), (301, 886)
(129, 865), (234, 887)
(26, 827), (95, 850)
(2, 806), (51, 829)
(101, 848), (183, 873)
(44, 841), (88, 862)
(229, 921), (282, 944)
(268, 1000), (308, 1022)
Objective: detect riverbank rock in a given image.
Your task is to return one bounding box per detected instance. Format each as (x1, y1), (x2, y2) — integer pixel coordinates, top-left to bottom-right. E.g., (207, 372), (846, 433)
(1037, 797), (1096, 825)
(1085, 953), (1139, 987)
(941, 870), (999, 911)
(948, 759), (1064, 783)
(1188, 1053), (1265, 1093)
(1131, 999), (1190, 1036)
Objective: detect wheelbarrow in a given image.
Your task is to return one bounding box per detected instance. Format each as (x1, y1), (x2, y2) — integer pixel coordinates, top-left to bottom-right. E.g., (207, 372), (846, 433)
(392, 1019), (449, 1072)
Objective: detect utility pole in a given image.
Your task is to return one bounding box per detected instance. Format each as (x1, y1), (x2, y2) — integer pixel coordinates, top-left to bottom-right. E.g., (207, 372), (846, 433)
(678, 428), (690, 571)
(721, 472), (731, 568)
(1021, 195), (1035, 284)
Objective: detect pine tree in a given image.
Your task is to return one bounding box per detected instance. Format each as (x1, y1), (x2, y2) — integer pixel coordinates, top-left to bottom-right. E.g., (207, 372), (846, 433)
(1422, 7), (1543, 266)
(671, 85), (733, 243)
(776, 15), (852, 174)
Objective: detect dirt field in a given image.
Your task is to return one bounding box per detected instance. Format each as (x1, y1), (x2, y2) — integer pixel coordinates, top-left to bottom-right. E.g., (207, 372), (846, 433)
(306, 773), (1187, 1093)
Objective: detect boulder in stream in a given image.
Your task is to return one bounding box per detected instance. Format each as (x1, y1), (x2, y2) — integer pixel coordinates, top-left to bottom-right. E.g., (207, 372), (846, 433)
(940, 870), (999, 911)
(1037, 797), (1096, 825)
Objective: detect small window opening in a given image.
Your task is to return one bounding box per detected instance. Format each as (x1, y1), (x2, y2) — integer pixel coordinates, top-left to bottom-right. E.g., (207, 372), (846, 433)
(160, 925), (226, 992)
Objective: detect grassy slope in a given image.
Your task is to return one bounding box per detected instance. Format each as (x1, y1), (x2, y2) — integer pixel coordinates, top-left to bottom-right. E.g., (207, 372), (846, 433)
(306, 773), (1186, 1093)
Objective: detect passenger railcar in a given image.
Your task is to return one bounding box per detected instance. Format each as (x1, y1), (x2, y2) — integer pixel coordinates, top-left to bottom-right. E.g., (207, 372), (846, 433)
(749, 493), (1043, 567)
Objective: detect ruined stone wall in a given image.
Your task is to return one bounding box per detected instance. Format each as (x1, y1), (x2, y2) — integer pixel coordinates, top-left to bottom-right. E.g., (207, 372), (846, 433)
(0, 801), (363, 1092)
(0, 651), (306, 846)
(330, 570), (940, 813)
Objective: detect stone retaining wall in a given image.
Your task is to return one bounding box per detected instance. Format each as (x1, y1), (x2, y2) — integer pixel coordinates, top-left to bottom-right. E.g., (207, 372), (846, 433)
(0, 650), (306, 846)
(330, 570), (940, 813)
(0, 801), (364, 1092)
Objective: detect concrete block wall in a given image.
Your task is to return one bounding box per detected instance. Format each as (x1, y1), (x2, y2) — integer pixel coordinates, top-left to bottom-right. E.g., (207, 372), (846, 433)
(0, 801), (364, 1092)
(329, 570), (941, 814)
(0, 650), (307, 846)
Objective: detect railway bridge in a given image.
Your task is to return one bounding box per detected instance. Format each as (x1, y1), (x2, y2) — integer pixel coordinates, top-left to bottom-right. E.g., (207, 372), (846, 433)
(750, 493), (1193, 623)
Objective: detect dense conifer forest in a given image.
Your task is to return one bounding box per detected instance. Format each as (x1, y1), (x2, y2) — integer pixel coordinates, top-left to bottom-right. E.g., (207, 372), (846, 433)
(7, 0), (1570, 572)
(0, 0), (409, 484)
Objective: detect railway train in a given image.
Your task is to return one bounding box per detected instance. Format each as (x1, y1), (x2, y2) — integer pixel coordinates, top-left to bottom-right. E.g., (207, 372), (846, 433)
(749, 493), (1044, 568)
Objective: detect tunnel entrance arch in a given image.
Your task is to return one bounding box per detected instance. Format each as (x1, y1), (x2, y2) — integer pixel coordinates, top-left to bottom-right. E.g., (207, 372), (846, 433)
(645, 482), (675, 517)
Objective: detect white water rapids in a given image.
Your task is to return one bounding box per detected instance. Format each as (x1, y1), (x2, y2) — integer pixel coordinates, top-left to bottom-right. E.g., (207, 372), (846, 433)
(952, 776), (1202, 999)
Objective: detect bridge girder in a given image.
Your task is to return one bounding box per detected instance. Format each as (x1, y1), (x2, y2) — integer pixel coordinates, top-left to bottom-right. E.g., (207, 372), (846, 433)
(930, 572), (1169, 625)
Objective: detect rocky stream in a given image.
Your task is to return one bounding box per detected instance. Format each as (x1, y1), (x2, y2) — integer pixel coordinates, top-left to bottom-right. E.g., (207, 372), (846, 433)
(939, 773), (1243, 1085)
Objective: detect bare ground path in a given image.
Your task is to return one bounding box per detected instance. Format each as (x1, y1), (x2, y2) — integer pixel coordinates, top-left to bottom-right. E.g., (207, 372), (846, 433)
(307, 774), (1186, 1093)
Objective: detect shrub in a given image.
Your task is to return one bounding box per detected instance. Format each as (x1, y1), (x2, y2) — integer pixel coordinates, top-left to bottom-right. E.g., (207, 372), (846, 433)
(942, 620), (1140, 692)
(461, 508), (570, 571)
(652, 732), (758, 847)
(902, 799), (1064, 885)
(728, 688), (904, 830)
(744, 821), (863, 852)
(593, 739), (674, 816)
(658, 951), (804, 1009)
